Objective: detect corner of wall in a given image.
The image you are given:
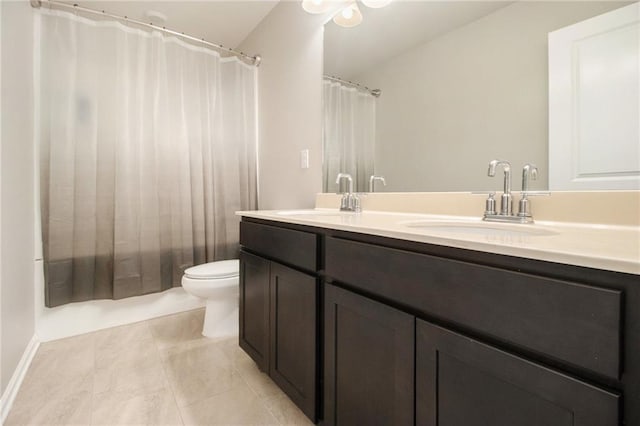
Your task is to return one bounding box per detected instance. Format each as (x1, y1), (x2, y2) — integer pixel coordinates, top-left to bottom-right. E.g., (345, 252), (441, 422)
(0, 335), (39, 424)
(238, 2), (327, 210)
(1, 0), (37, 397)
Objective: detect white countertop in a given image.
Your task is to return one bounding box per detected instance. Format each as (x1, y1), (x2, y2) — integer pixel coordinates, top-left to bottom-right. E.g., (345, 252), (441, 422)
(237, 209), (640, 275)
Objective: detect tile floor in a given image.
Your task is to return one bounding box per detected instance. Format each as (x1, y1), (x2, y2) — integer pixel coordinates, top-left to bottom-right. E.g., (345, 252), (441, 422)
(5, 308), (314, 426)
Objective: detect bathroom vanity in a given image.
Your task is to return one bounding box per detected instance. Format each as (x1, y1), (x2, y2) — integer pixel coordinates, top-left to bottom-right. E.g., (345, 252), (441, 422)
(237, 206), (639, 426)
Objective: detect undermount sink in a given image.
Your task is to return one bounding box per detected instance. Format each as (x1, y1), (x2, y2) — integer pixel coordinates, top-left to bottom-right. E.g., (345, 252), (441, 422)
(401, 219), (558, 238)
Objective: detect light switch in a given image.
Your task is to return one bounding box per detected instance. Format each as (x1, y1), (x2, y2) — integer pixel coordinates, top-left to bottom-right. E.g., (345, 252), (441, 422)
(300, 149), (310, 169)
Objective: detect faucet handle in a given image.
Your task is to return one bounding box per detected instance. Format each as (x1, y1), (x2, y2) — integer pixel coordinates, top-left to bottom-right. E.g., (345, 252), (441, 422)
(340, 195), (350, 210)
(517, 191), (549, 219)
(352, 194), (362, 213)
(484, 192), (497, 216)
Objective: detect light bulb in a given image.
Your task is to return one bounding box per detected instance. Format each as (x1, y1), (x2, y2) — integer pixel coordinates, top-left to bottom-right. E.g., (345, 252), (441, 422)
(360, 0), (393, 8)
(333, 2), (362, 28)
(302, 0), (333, 14)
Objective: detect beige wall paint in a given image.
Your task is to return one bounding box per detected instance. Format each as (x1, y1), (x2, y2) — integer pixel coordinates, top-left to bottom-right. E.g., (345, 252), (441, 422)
(239, 1), (326, 210)
(355, 1), (628, 192)
(1, 0), (35, 395)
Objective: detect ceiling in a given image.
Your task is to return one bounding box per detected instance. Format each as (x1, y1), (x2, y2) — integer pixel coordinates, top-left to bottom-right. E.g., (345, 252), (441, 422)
(70, 0), (280, 49)
(324, 1), (513, 79)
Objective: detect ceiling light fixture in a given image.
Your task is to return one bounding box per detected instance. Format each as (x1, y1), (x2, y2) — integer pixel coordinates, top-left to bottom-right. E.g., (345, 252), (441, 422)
(301, 0), (393, 28)
(301, 0), (334, 14)
(360, 0), (392, 8)
(332, 2), (363, 28)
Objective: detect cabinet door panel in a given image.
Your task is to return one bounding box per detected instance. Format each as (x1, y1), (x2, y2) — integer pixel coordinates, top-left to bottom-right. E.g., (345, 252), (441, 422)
(324, 284), (414, 426)
(416, 319), (619, 426)
(269, 263), (317, 421)
(239, 250), (270, 371)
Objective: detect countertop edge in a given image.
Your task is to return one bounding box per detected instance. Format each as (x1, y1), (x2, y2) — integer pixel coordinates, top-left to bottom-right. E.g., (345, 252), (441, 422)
(237, 210), (640, 276)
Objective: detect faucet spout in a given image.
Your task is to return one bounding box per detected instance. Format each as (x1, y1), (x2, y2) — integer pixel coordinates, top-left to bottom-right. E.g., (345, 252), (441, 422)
(369, 175), (386, 193)
(335, 173), (353, 194)
(487, 160), (512, 215)
(487, 160), (512, 194)
(521, 164), (538, 194)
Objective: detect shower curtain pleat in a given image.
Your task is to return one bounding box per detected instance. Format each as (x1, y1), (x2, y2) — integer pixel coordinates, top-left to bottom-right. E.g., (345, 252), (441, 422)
(323, 80), (376, 193)
(38, 9), (258, 307)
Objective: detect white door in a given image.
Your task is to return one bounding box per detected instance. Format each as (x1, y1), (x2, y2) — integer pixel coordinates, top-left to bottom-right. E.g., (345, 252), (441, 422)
(548, 2), (639, 190)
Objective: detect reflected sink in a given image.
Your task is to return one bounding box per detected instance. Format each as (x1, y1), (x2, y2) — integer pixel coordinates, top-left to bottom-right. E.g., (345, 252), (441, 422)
(401, 219), (558, 238)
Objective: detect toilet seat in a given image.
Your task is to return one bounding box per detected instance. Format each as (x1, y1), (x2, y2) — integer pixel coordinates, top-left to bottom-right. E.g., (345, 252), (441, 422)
(184, 259), (239, 280)
(181, 259), (240, 338)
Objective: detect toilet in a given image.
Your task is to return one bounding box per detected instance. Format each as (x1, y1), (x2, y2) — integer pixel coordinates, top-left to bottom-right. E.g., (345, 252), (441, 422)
(181, 259), (239, 338)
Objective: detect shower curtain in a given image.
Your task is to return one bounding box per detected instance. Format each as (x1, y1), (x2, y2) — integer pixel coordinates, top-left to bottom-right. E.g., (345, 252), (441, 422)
(322, 79), (376, 193)
(38, 10), (258, 307)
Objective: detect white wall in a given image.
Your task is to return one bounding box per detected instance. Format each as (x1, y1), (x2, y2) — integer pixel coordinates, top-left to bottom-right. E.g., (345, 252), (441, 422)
(0, 0), (35, 395)
(239, 1), (326, 209)
(355, 1), (628, 192)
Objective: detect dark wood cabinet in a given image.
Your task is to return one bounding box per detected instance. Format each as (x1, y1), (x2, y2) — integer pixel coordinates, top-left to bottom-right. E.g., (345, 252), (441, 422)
(416, 319), (620, 426)
(239, 250), (270, 372)
(239, 217), (638, 425)
(324, 283), (414, 426)
(269, 262), (317, 420)
(238, 221), (319, 422)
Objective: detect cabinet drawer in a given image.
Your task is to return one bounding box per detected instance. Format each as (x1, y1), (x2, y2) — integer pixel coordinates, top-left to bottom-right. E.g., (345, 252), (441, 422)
(325, 237), (622, 380)
(240, 221), (317, 272)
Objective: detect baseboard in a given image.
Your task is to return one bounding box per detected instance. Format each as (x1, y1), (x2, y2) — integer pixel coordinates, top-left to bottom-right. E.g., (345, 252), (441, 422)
(0, 335), (40, 424)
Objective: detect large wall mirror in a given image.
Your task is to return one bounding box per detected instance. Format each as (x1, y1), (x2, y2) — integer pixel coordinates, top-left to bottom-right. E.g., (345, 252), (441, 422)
(322, 1), (634, 193)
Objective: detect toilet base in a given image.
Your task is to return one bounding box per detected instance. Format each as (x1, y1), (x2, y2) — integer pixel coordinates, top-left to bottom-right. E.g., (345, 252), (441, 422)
(202, 298), (238, 338)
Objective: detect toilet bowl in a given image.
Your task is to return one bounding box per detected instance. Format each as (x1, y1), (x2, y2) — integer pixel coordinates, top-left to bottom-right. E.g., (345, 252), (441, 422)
(181, 259), (239, 338)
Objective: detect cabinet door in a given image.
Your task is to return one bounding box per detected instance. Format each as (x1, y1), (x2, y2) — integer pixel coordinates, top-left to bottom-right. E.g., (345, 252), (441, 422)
(324, 284), (414, 426)
(269, 263), (318, 421)
(416, 319), (619, 426)
(239, 250), (270, 372)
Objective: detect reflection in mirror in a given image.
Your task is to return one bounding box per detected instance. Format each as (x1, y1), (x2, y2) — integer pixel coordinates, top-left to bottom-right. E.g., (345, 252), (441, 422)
(323, 1), (632, 192)
(322, 76), (378, 193)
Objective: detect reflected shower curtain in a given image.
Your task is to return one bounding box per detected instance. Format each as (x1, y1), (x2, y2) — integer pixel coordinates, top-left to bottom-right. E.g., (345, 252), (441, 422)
(322, 79), (376, 193)
(38, 10), (257, 307)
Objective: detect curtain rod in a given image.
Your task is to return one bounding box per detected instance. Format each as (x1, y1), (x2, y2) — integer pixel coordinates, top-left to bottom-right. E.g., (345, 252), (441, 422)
(30, 0), (261, 67)
(324, 75), (381, 97)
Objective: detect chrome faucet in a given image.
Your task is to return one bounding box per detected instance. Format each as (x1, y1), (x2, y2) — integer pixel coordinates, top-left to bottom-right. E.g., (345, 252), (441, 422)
(517, 163), (538, 219)
(369, 175), (386, 193)
(484, 160), (546, 223)
(487, 160), (513, 216)
(336, 173), (361, 212)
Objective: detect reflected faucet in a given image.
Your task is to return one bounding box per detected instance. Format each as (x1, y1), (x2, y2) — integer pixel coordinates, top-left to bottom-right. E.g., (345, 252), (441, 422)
(487, 160), (513, 216)
(336, 173), (361, 212)
(369, 175), (386, 193)
(518, 164), (538, 219)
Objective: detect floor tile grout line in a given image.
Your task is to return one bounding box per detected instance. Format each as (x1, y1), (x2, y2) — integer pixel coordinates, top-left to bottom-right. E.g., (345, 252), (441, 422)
(225, 352), (286, 425)
(149, 319), (187, 426)
(90, 331), (98, 426)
